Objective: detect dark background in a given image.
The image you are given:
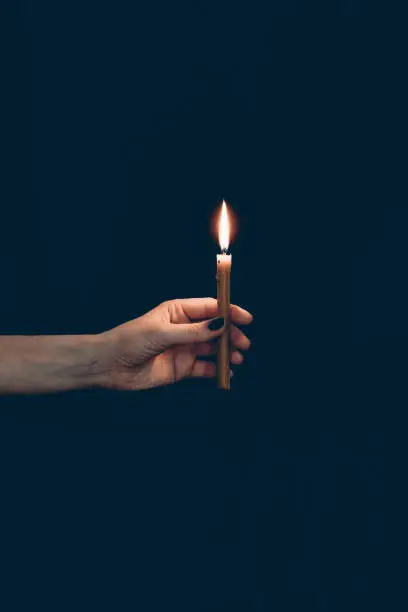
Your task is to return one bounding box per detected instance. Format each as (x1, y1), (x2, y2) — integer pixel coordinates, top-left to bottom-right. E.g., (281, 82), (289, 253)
(1, 2), (386, 611)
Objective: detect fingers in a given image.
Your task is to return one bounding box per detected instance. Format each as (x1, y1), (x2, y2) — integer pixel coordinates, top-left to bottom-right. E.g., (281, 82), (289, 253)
(192, 323), (250, 356)
(193, 343), (244, 365)
(229, 324), (251, 351)
(196, 325), (250, 352)
(189, 361), (234, 379)
(161, 317), (226, 346)
(231, 350), (243, 364)
(190, 360), (216, 378)
(157, 300), (252, 349)
(175, 298), (219, 321)
(167, 298), (253, 324)
(193, 342), (214, 357)
(230, 304), (253, 325)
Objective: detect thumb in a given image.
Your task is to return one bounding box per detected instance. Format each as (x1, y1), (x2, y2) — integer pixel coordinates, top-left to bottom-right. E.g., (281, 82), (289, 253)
(160, 316), (226, 346)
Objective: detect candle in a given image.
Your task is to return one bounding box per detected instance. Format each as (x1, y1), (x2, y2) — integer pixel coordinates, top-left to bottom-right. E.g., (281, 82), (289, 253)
(216, 201), (232, 390)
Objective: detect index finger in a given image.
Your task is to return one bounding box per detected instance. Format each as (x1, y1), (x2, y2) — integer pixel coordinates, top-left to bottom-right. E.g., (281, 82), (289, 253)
(230, 304), (253, 325)
(176, 298), (253, 323)
(177, 298), (219, 320)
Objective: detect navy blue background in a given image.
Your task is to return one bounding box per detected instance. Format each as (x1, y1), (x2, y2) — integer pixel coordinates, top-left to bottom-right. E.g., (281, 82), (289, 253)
(1, 2), (386, 611)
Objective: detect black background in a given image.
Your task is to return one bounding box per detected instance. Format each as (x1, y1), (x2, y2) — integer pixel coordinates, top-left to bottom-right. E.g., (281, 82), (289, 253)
(1, 2), (386, 611)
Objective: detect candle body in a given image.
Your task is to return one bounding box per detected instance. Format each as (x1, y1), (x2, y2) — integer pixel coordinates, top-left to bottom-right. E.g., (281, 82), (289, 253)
(216, 254), (232, 390)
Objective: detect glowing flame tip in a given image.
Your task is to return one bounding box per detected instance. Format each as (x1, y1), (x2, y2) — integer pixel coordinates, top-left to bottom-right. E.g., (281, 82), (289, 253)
(219, 200), (230, 252)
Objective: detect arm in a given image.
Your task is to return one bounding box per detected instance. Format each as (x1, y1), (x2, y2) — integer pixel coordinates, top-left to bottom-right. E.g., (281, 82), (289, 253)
(0, 298), (252, 395)
(0, 334), (107, 394)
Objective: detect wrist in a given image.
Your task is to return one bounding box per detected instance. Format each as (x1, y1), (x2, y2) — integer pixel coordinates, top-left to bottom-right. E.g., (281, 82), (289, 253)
(87, 332), (114, 389)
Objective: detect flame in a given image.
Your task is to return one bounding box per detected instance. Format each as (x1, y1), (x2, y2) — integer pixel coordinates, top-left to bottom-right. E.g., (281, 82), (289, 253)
(218, 200), (230, 251)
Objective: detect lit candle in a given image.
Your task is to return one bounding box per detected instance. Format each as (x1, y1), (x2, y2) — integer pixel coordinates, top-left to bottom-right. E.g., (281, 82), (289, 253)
(216, 201), (232, 390)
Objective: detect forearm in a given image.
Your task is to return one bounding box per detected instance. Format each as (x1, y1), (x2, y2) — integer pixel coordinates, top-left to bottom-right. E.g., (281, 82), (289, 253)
(0, 334), (108, 394)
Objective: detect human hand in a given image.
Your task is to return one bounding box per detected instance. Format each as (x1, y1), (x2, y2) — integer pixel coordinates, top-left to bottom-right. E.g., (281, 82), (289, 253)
(97, 298), (253, 390)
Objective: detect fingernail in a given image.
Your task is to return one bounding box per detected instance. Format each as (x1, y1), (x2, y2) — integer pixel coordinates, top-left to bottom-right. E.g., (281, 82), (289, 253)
(208, 317), (225, 331)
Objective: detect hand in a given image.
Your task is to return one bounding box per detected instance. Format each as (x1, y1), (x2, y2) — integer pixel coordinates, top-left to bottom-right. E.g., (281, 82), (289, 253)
(98, 298), (253, 390)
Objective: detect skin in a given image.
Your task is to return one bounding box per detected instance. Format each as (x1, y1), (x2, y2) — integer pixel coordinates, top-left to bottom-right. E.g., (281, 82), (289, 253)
(0, 298), (252, 394)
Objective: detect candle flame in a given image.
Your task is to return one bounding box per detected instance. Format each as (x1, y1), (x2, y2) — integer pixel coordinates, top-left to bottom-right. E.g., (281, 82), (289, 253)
(218, 200), (230, 251)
